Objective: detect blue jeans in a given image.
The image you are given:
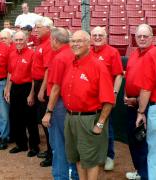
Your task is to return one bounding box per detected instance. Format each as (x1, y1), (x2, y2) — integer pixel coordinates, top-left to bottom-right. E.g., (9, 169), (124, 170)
(48, 97), (78, 180)
(107, 113), (115, 159)
(127, 106), (148, 180)
(147, 104), (156, 180)
(0, 79), (9, 140)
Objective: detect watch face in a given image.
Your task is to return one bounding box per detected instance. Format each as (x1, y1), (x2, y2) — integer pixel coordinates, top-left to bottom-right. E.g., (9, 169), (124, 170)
(96, 122), (104, 129)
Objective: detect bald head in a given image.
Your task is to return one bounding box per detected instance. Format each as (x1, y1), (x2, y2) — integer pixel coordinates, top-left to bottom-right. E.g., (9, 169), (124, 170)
(91, 26), (107, 47)
(135, 24), (153, 49)
(13, 31), (27, 51)
(70, 30), (90, 58)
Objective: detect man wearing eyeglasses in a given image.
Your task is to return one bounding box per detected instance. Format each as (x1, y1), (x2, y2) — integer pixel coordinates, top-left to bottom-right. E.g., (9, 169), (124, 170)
(62, 30), (115, 180)
(91, 26), (123, 171)
(124, 24), (152, 180)
(135, 24), (156, 180)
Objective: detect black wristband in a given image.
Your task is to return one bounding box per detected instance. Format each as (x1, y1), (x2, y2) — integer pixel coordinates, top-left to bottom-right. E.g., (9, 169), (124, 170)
(46, 108), (53, 114)
(137, 109), (144, 114)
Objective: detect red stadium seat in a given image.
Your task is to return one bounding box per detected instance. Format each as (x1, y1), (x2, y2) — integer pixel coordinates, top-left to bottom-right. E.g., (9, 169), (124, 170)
(109, 26), (128, 35)
(109, 10), (127, 17)
(110, 5), (125, 11)
(90, 0), (98, 5)
(145, 10), (156, 17)
(94, 5), (110, 11)
(126, 4), (141, 10)
(60, 12), (74, 18)
(97, 0), (112, 5)
(40, 1), (54, 6)
(49, 6), (63, 12)
(72, 18), (81, 26)
(44, 12), (59, 19)
(112, 0), (126, 5)
(146, 17), (156, 26)
(92, 11), (109, 17)
(54, 19), (71, 27)
(129, 26), (137, 34)
(69, 0), (81, 6)
(91, 17), (108, 26)
(34, 6), (49, 13)
(128, 17), (146, 26)
(127, 0), (141, 5)
(64, 6), (79, 12)
(142, 4), (156, 10)
(75, 11), (81, 18)
(142, 0), (156, 4)
(69, 26), (81, 32)
(109, 17), (127, 25)
(55, 0), (68, 6)
(127, 10), (144, 17)
(109, 35), (131, 46)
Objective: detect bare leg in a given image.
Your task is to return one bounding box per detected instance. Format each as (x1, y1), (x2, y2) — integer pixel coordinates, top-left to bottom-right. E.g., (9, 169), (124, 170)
(87, 165), (100, 180)
(76, 161), (87, 180)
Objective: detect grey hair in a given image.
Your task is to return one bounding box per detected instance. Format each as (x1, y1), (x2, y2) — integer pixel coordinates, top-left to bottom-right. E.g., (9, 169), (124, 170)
(51, 27), (69, 43)
(35, 16), (54, 30)
(13, 30), (27, 41)
(136, 24), (153, 36)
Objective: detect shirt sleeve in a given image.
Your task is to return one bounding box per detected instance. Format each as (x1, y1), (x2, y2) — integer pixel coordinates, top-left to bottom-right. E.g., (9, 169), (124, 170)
(135, 53), (156, 91)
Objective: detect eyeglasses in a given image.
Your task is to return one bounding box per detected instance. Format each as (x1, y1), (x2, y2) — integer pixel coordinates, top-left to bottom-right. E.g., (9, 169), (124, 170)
(92, 34), (105, 38)
(14, 38), (25, 42)
(135, 35), (152, 39)
(70, 39), (88, 44)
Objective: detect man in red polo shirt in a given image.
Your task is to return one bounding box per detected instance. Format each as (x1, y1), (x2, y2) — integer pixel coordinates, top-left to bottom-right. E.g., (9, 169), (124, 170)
(135, 24), (156, 180)
(61, 30), (115, 180)
(31, 16), (54, 167)
(91, 26), (123, 171)
(6, 31), (40, 156)
(124, 24), (150, 180)
(0, 42), (10, 150)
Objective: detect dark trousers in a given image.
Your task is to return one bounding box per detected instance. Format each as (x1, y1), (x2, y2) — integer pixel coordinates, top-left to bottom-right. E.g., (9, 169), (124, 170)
(34, 80), (51, 156)
(127, 106), (148, 180)
(10, 83), (40, 149)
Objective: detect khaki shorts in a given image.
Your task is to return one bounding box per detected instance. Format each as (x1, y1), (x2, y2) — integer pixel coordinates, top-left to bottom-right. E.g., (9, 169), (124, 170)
(64, 112), (109, 168)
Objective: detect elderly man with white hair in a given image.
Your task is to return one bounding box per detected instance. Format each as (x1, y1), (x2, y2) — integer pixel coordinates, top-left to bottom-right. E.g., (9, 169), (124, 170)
(134, 24), (156, 180)
(31, 16), (55, 167)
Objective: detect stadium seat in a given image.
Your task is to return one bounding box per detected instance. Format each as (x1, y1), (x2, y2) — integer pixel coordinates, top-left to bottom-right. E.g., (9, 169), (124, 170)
(109, 35), (131, 46)
(44, 12), (59, 19)
(128, 17), (146, 26)
(69, 0), (81, 6)
(40, 1), (54, 6)
(126, 4), (141, 10)
(90, 0), (98, 5)
(34, 6), (49, 13)
(75, 11), (81, 18)
(94, 5), (110, 11)
(54, 19), (71, 27)
(72, 18), (81, 26)
(145, 10), (156, 17)
(146, 17), (156, 26)
(109, 17), (127, 26)
(49, 6), (63, 12)
(112, 0), (126, 5)
(60, 12), (74, 18)
(142, 4), (156, 10)
(127, 10), (144, 17)
(97, 0), (112, 5)
(92, 11), (109, 17)
(127, 0), (141, 5)
(142, 0), (156, 4)
(64, 5), (79, 12)
(91, 17), (108, 26)
(110, 10), (126, 17)
(109, 26), (128, 35)
(110, 5), (125, 11)
(55, 0), (68, 6)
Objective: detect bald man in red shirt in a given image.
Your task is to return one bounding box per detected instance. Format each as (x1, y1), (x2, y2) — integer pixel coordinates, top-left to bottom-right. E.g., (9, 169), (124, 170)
(91, 26), (123, 171)
(62, 30), (115, 180)
(6, 31), (40, 156)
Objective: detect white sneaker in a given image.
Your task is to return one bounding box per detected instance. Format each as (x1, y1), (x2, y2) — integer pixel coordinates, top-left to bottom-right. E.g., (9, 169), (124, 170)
(126, 171), (141, 180)
(104, 157), (114, 171)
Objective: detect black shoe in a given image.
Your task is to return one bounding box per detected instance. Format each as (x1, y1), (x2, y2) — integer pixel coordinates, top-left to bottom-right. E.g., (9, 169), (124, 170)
(0, 142), (8, 150)
(37, 151), (48, 159)
(9, 146), (28, 153)
(27, 148), (39, 157)
(40, 158), (52, 167)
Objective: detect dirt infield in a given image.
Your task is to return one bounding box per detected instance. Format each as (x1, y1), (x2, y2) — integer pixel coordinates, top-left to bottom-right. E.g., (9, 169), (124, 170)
(0, 127), (134, 180)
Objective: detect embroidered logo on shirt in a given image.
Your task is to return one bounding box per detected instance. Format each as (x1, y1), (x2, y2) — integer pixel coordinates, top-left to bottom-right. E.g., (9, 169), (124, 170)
(98, 56), (104, 61)
(80, 73), (89, 82)
(21, 59), (27, 64)
(39, 48), (43, 53)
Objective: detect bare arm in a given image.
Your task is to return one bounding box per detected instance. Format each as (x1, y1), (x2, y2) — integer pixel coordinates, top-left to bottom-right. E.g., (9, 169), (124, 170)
(136, 89), (151, 128)
(38, 69), (48, 102)
(4, 73), (12, 103)
(114, 74), (122, 94)
(27, 81), (35, 106)
(42, 84), (60, 127)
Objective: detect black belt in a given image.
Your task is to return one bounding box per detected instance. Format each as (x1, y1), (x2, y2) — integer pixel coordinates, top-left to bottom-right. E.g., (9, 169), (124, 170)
(149, 102), (156, 106)
(67, 110), (101, 115)
(0, 78), (6, 81)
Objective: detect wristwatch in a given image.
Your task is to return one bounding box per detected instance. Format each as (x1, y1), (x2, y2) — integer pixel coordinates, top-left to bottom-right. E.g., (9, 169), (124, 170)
(46, 108), (53, 114)
(96, 122), (104, 129)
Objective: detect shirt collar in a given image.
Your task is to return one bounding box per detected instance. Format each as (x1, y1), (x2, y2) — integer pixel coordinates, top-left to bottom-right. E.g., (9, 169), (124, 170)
(16, 46), (28, 54)
(137, 45), (154, 56)
(92, 44), (107, 53)
(40, 33), (50, 43)
(73, 51), (91, 66)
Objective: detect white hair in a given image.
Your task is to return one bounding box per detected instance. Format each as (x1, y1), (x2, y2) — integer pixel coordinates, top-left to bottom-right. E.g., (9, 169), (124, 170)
(35, 16), (54, 30)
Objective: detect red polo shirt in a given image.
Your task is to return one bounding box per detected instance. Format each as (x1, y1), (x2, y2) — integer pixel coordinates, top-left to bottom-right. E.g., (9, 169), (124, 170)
(47, 44), (74, 96)
(8, 47), (34, 84)
(61, 52), (115, 112)
(31, 33), (54, 80)
(0, 42), (9, 79)
(91, 44), (123, 82)
(134, 45), (156, 102)
(125, 47), (146, 97)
